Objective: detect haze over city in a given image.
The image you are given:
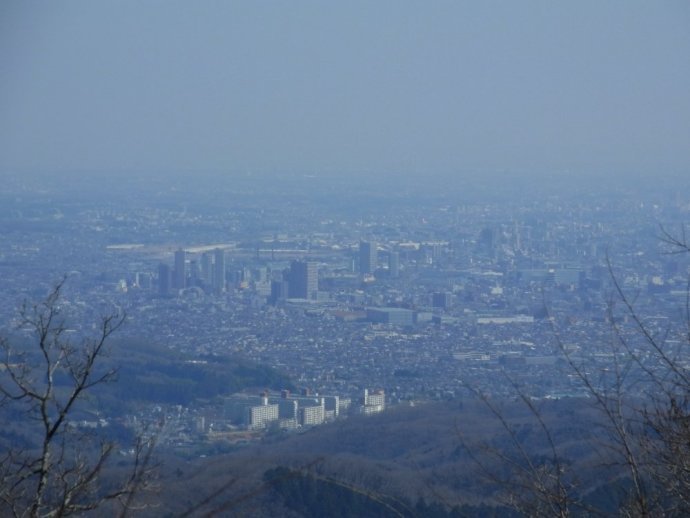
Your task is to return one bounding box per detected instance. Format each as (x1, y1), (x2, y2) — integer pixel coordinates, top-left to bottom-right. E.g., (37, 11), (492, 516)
(2, 2), (690, 516)
(2, 1), (690, 180)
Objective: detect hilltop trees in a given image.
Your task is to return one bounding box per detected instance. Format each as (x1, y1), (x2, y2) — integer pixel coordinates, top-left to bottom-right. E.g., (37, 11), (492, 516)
(0, 280), (155, 517)
(468, 235), (690, 516)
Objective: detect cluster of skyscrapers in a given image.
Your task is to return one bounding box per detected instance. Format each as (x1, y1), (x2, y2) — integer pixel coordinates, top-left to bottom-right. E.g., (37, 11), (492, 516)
(158, 247), (226, 296)
(158, 241), (399, 302)
(359, 240), (399, 278)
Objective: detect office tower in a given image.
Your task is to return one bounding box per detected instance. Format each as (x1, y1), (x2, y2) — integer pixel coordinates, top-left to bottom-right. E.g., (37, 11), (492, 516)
(189, 259), (200, 286)
(158, 263), (171, 296)
(200, 252), (212, 285)
(269, 279), (289, 305)
(432, 292), (452, 309)
(513, 220), (522, 253)
(288, 260), (318, 299)
(388, 251), (400, 278)
(174, 249), (186, 289)
(135, 272), (152, 290)
(231, 268), (251, 288)
(213, 247), (225, 294)
(254, 267), (268, 283)
(359, 241), (377, 274)
(477, 227), (495, 256)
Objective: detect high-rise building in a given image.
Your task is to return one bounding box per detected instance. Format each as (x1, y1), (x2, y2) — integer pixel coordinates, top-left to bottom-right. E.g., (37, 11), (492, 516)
(174, 249), (186, 289)
(212, 247), (225, 295)
(135, 272), (152, 290)
(288, 260), (318, 299)
(189, 259), (200, 286)
(269, 279), (289, 304)
(388, 251), (400, 278)
(158, 263), (171, 296)
(359, 241), (377, 274)
(432, 292), (452, 309)
(477, 227), (495, 256)
(200, 252), (212, 286)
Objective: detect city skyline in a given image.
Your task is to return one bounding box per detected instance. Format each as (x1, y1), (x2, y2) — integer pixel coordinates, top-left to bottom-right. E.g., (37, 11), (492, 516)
(2, 2), (690, 514)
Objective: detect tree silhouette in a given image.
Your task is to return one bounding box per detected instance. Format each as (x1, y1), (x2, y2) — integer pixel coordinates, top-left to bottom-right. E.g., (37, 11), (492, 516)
(465, 234), (690, 515)
(0, 280), (155, 517)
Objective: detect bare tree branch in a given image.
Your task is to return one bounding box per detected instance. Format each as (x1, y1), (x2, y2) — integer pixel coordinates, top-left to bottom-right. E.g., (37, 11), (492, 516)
(0, 279), (156, 517)
(658, 224), (690, 254)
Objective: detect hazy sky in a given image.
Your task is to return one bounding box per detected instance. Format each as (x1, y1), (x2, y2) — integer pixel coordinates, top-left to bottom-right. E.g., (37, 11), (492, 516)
(1, 1), (689, 180)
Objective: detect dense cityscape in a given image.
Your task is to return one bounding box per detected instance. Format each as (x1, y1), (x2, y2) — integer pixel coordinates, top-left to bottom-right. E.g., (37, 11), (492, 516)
(2, 2), (689, 515)
(1, 172), (688, 453)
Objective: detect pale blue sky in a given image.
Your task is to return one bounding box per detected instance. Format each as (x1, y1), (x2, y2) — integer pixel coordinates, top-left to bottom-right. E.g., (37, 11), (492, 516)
(1, 1), (689, 180)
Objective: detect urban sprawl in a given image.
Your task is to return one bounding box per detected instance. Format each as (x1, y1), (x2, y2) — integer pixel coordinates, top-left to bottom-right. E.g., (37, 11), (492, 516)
(1, 174), (688, 452)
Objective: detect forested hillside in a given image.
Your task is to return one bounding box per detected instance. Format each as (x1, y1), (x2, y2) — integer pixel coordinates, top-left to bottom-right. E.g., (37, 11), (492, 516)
(151, 397), (630, 516)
